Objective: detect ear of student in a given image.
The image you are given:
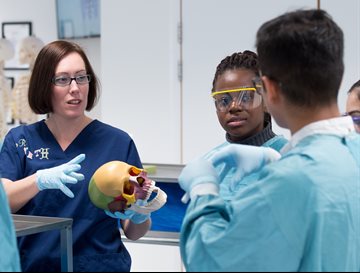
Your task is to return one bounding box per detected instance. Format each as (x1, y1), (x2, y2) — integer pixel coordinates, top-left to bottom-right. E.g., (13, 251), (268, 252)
(262, 76), (281, 104)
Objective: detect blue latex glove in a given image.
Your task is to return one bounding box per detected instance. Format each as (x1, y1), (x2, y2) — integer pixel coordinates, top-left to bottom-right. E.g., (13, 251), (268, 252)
(105, 200), (151, 224)
(178, 156), (219, 195)
(36, 154), (86, 198)
(210, 144), (281, 181)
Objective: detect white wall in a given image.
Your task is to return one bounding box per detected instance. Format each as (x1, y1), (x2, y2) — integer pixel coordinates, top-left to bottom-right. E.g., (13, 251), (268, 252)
(101, 0), (181, 163)
(321, 0), (360, 113)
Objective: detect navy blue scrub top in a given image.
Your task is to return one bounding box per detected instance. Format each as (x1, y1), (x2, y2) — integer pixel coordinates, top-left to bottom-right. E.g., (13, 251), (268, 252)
(0, 119), (143, 272)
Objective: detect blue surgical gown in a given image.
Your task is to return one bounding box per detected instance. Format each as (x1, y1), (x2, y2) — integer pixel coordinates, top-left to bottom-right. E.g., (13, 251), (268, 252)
(0, 119), (143, 272)
(181, 133), (360, 271)
(0, 180), (21, 272)
(203, 135), (288, 200)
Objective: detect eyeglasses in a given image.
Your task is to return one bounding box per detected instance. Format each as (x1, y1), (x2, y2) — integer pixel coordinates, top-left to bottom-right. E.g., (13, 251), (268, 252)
(52, 74), (91, 86)
(252, 76), (265, 94)
(352, 116), (360, 125)
(343, 110), (360, 125)
(211, 87), (262, 112)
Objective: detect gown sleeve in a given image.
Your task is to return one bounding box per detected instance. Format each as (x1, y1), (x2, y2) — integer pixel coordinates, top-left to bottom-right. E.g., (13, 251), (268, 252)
(180, 166), (301, 272)
(0, 181), (21, 271)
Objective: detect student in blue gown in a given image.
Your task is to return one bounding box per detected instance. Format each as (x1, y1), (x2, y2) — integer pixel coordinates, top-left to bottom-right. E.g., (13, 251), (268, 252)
(178, 9), (360, 272)
(0, 178), (21, 272)
(0, 40), (151, 272)
(345, 80), (360, 133)
(204, 50), (288, 200)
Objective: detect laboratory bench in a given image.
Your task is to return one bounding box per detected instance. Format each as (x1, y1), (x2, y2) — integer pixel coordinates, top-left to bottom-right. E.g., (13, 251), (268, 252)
(12, 214), (73, 272)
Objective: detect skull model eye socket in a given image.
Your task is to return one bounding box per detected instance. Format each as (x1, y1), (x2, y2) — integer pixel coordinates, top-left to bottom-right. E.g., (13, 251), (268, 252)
(123, 182), (135, 196)
(129, 167), (141, 176)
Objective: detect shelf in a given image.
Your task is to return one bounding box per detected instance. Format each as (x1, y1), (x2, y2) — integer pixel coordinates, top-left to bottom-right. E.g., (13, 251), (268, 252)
(144, 163), (185, 183)
(121, 230), (179, 246)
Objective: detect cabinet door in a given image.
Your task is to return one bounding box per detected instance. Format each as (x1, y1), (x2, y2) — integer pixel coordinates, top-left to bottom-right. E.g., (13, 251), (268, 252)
(101, 0), (181, 164)
(181, 0), (316, 162)
(124, 242), (184, 272)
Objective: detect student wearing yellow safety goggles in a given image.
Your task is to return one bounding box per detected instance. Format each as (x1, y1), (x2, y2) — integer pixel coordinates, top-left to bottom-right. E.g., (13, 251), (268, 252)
(203, 50), (288, 200)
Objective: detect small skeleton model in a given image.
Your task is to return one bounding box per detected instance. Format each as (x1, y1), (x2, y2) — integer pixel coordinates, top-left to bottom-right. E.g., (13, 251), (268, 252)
(0, 38), (14, 140)
(11, 36), (44, 124)
(88, 161), (167, 214)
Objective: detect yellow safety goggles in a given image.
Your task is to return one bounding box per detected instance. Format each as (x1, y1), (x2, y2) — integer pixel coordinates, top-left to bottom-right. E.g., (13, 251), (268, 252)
(211, 87), (262, 112)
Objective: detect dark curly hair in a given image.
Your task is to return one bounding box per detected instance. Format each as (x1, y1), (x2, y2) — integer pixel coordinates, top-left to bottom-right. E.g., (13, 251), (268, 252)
(211, 50), (259, 93)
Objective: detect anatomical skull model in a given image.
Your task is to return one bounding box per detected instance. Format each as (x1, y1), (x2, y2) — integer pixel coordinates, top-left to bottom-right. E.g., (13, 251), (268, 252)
(88, 161), (167, 214)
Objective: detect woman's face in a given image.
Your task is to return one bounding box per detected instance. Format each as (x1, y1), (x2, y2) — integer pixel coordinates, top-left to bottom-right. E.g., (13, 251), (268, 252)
(51, 52), (89, 119)
(213, 69), (265, 142)
(346, 87), (360, 133)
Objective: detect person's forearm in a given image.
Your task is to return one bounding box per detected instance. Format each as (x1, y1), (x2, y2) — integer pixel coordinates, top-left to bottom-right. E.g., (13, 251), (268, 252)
(121, 218), (151, 241)
(2, 175), (39, 213)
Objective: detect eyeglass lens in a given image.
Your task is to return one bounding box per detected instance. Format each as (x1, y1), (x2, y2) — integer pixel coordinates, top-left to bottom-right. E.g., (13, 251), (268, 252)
(53, 74), (91, 86)
(351, 116), (360, 125)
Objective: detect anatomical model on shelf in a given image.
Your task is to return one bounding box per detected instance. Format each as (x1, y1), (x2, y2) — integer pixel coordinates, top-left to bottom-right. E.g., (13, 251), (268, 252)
(0, 38), (14, 140)
(11, 36), (44, 124)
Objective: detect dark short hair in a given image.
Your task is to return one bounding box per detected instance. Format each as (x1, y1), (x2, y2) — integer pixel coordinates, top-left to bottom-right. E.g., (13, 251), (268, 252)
(212, 50), (259, 93)
(256, 9), (344, 107)
(28, 40), (100, 114)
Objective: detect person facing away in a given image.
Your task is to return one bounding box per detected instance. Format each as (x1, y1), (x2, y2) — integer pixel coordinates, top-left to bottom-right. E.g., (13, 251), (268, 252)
(345, 79), (360, 133)
(0, 177), (21, 272)
(204, 50), (288, 200)
(0, 40), (151, 272)
(178, 9), (360, 272)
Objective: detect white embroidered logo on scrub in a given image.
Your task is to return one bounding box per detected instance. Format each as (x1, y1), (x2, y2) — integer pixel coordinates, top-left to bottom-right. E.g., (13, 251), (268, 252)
(16, 138), (50, 160)
(16, 139), (27, 148)
(34, 148), (50, 160)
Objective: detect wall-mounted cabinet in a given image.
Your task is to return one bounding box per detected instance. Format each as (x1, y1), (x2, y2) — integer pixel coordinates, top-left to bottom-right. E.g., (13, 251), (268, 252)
(101, 0), (359, 164)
